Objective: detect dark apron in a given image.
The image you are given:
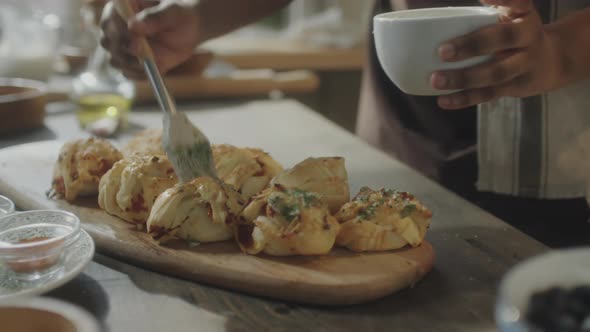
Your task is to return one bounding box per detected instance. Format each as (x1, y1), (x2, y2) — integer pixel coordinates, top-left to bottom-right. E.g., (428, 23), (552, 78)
(356, 0), (590, 247)
(357, 0), (479, 179)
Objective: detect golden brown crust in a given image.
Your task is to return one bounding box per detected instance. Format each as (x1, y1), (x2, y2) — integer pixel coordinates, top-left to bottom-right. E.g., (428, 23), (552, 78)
(122, 128), (165, 159)
(335, 187), (432, 252)
(98, 155), (177, 224)
(271, 157), (350, 213)
(235, 185), (340, 256)
(52, 138), (123, 201)
(212, 144), (283, 199)
(56, 134), (431, 256)
(146, 177), (245, 243)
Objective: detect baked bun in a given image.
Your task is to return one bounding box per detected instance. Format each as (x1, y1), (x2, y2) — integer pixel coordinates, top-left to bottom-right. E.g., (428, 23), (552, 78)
(122, 128), (165, 158)
(271, 157), (349, 213)
(98, 155), (177, 224)
(146, 177), (245, 243)
(335, 187), (432, 252)
(52, 138), (122, 201)
(236, 185), (340, 256)
(212, 144), (283, 199)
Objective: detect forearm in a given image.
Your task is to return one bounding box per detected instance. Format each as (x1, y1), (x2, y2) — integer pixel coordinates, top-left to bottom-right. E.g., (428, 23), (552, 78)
(195, 0), (293, 42)
(545, 7), (590, 87)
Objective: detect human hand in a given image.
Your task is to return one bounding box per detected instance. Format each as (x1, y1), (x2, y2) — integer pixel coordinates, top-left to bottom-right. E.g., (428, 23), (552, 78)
(430, 0), (564, 109)
(100, 0), (201, 79)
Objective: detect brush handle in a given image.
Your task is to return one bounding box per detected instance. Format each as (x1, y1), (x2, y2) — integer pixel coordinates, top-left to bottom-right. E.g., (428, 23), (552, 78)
(113, 0), (178, 115)
(113, 0), (155, 62)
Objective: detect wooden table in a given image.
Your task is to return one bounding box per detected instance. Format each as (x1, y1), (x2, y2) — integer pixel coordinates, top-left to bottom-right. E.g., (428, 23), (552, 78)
(0, 100), (546, 331)
(133, 70), (321, 103)
(201, 35), (366, 71)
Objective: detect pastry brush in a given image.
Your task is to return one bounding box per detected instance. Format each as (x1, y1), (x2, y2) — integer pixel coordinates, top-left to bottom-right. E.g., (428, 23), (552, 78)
(113, 0), (218, 182)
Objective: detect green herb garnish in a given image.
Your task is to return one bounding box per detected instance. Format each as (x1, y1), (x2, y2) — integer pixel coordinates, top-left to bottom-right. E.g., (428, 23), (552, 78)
(269, 192), (302, 222)
(355, 187), (373, 203)
(290, 188), (319, 207)
(358, 201), (380, 220)
(400, 204), (416, 218)
(383, 189), (396, 197)
(357, 209), (371, 220)
(280, 204), (301, 222)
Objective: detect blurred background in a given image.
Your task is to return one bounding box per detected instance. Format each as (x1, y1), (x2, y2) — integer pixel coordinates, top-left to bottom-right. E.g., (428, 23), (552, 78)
(0, 0), (372, 135)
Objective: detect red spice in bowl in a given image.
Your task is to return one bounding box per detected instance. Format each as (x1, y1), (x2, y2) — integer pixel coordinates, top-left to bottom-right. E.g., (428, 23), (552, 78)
(4, 237), (65, 274)
(0, 210), (80, 279)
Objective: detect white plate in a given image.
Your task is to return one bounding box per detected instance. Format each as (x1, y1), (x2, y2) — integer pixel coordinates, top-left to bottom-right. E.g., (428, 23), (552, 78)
(0, 229), (95, 300)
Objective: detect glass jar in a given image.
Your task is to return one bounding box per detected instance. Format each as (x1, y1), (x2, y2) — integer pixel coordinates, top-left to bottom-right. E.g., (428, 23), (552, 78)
(71, 44), (135, 133)
(57, 0), (101, 74)
(0, 2), (60, 82)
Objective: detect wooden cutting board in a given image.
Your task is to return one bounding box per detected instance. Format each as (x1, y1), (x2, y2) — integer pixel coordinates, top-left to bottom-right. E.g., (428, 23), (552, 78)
(0, 141), (435, 305)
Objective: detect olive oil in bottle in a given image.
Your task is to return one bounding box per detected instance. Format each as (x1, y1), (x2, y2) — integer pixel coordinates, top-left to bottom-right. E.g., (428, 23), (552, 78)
(72, 45), (135, 131)
(75, 93), (132, 128)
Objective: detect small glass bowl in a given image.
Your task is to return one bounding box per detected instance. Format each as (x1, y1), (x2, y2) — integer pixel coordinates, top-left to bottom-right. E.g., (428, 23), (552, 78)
(0, 210), (80, 281)
(495, 248), (590, 332)
(0, 195), (15, 218)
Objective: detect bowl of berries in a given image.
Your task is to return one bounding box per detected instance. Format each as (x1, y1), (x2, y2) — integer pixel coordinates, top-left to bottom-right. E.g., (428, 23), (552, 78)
(496, 248), (590, 332)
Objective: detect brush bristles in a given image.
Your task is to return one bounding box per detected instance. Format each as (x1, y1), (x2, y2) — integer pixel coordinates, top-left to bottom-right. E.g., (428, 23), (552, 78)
(167, 142), (218, 182)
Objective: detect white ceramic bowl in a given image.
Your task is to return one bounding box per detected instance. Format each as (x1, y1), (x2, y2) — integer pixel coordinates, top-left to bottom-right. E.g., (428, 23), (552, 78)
(495, 248), (590, 332)
(0, 297), (100, 332)
(373, 6), (499, 96)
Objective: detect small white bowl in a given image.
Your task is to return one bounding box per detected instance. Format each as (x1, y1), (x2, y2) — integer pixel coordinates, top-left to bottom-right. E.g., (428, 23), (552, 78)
(0, 297), (100, 332)
(0, 195), (15, 217)
(373, 6), (499, 96)
(495, 248), (590, 332)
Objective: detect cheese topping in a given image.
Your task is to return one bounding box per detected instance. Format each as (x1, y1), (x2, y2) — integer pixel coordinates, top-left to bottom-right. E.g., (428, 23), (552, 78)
(212, 144), (283, 199)
(335, 187), (432, 252)
(271, 157), (349, 213)
(52, 138), (122, 201)
(235, 185), (339, 256)
(146, 177), (245, 243)
(98, 155), (177, 224)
